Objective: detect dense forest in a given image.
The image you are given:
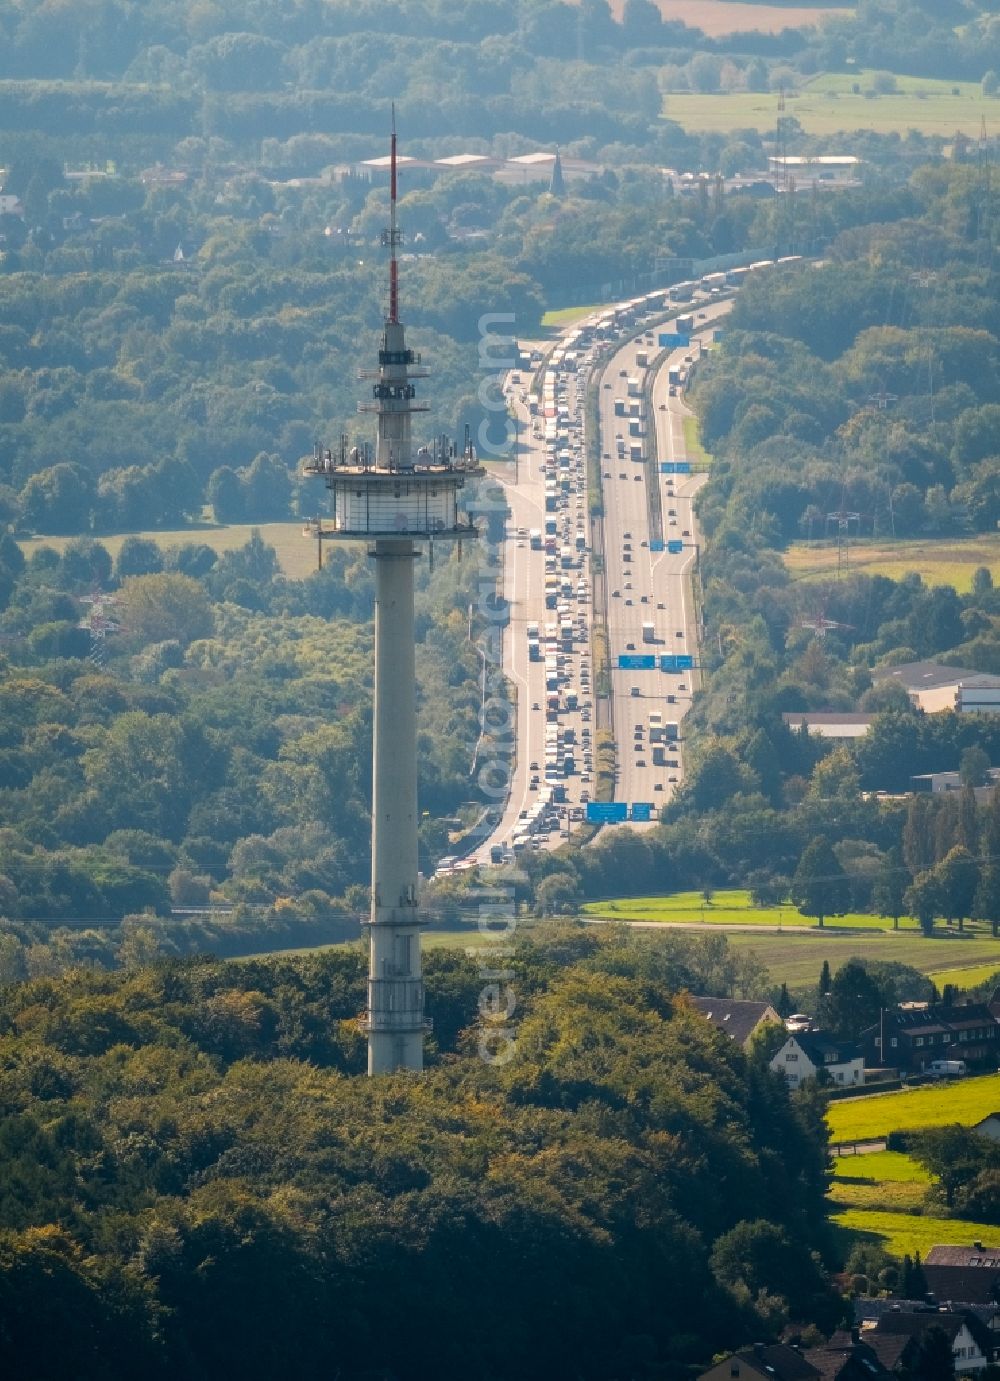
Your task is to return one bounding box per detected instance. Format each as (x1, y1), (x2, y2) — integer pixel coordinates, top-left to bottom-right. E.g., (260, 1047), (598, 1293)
(0, 926), (839, 1378)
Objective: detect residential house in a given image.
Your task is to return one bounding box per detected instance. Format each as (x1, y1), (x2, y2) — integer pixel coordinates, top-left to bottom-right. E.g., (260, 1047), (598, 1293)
(687, 996), (781, 1049)
(924, 1245), (1000, 1311)
(799, 1332), (892, 1381)
(866, 1306), (994, 1376)
(971, 1113), (1000, 1143)
(697, 1343), (819, 1381)
(770, 1031), (864, 1090)
(860, 1003), (999, 1074)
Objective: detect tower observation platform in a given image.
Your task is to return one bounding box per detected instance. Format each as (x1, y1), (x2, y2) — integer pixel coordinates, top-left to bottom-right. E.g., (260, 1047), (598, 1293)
(305, 112), (483, 1076)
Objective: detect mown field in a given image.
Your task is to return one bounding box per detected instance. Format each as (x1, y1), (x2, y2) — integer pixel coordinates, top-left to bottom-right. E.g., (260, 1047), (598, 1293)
(723, 931), (1000, 989)
(926, 960), (1000, 992)
(784, 534), (1000, 593)
(583, 889), (921, 930)
(827, 1072), (1000, 1143)
(664, 71), (988, 138)
(830, 1203), (999, 1258)
(19, 522), (320, 581)
(829, 1151), (997, 1257)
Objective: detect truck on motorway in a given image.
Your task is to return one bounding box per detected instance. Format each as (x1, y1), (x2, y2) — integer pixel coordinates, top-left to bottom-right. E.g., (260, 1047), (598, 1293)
(668, 365), (681, 386)
(626, 376), (641, 397)
(635, 349), (648, 367)
(630, 443), (643, 461)
(675, 314), (694, 335)
(701, 271), (726, 292)
(614, 398), (626, 416)
(628, 420), (642, 437)
(652, 745), (666, 767)
(529, 528), (542, 550)
(490, 844), (505, 864)
(642, 621), (655, 644)
(669, 281), (695, 302)
(665, 721), (679, 741)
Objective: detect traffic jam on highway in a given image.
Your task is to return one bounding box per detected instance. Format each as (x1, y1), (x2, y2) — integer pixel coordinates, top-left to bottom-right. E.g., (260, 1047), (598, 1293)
(468, 257), (802, 865)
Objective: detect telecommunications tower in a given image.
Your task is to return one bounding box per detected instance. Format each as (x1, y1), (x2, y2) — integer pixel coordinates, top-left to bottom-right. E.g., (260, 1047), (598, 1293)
(306, 113), (482, 1076)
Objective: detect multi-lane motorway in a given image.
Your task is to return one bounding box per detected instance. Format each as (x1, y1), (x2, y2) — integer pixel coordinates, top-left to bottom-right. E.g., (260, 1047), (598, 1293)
(465, 279), (737, 867)
(600, 297), (732, 818)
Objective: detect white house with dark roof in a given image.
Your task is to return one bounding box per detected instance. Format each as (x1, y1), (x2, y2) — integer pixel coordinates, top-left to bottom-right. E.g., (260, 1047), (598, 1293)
(770, 1031), (864, 1089)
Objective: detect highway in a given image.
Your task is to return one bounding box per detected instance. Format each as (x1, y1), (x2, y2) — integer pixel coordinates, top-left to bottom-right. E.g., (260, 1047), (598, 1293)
(599, 296), (732, 819)
(461, 277), (739, 868)
(474, 347), (598, 862)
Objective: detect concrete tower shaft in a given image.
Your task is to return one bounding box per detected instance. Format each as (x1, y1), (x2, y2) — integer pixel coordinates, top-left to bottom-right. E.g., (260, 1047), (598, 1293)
(367, 538), (423, 1074)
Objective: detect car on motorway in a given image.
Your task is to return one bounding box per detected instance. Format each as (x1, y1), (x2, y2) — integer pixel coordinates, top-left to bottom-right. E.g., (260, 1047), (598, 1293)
(669, 517), (677, 524)
(667, 693), (676, 703)
(668, 774), (677, 782)
(604, 471), (611, 478)
(619, 471), (627, 479)
(612, 589), (620, 598)
(657, 602), (665, 610)
(626, 640), (635, 649)
(678, 683), (687, 691)
(676, 630), (684, 638)
(640, 595), (648, 603)
(624, 531), (632, 539)
(625, 599), (633, 607)
(529, 761), (539, 770)
(630, 687), (640, 697)
(667, 508), (676, 515)
(637, 760), (646, 768)
(654, 782), (663, 791)
(634, 475), (642, 481)
(532, 702), (540, 710)
(603, 382), (611, 388)
(683, 529), (690, 536)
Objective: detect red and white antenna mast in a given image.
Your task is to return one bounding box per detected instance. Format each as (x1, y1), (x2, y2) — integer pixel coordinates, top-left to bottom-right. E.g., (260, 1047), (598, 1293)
(388, 102), (400, 323)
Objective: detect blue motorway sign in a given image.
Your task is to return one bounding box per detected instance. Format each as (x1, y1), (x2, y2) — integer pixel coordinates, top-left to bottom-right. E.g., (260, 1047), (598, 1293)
(658, 332), (690, 347)
(618, 654), (656, 670)
(630, 803), (653, 822)
(586, 802), (629, 824)
(667, 539), (684, 554)
(650, 539), (665, 552)
(660, 653), (694, 672)
(660, 461), (692, 475)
